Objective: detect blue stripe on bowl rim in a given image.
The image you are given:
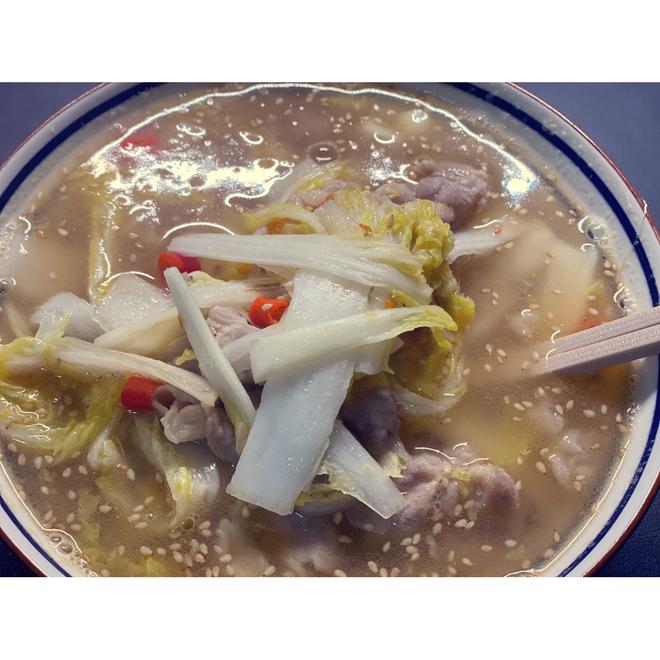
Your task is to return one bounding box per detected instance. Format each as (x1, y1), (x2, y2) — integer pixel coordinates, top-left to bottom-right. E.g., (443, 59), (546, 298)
(0, 82), (656, 577)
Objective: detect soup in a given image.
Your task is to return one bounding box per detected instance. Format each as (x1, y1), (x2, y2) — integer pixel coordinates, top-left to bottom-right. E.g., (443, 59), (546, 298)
(0, 84), (635, 576)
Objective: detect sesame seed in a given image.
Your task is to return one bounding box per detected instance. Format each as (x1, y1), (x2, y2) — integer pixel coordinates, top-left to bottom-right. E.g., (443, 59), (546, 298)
(66, 513), (75, 524)
(172, 551), (184, 563)
(521, 560), (532, 570)
(220, 554), (232, 563)
(600, 404), (608, 414)
(566, 399), (574, 410)
(194, 553), (205, 564)
(447, 550), (455, 562)
(405, 545), (417, 555)
(135, 522), (148, 529)
(78, 465), (88, 475)
(462, 558), (473, 566)
(127, 513), (141, 523)
(505, 539), (518, 548)
(573, 481), (583, 492)
(432, 522), (443, 536)
(198, 520), (211, 530)
(543, 548), (555, 559)
(67, 490), (76, 500)
(40, 486), (49, 495)
(555, 404), (564, 415)
(33, 456), (43, 469)
(514, 402), (525, 412)
(126, 468), (136, 481)
(583, 409), (596, 418)
(140, 546), (152, 556)
(447, 565), (457, 576)
(263, 565), (276, 576)
(390, 567), (400, 577)
(522, 401), (533, 409)
(367, 561), (378, 574)
(332, 512), (343, 525)
(481, 545), (493, 553)
(521, 360), (530, 371)
(410, 552), (420, 562)
(554, 530), (560, 543)
(241, 505), (250, 518)
(591, 443), (601, 450)
(412, 532), (421, 545)
(484, 363), (492, 373)
(587, 307), (599, 316)
(382, 541), (391, 553)
(156, 548), (167, 556)
(338, 535), (352, 544)
(334, 569), (347, 577)
(455, 518), (468, 528)
(62, 467), (72, 478)
(400, 537), (413, 546)
(225, 565), (235, 576)
(536, 461), (547, 474)
(379, 567), (388, 577)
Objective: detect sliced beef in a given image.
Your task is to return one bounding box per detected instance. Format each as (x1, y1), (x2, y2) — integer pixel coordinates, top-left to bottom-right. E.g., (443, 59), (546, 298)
(347, 448), (518, 535)
(340, 387), (401, 457)
(206, 306), (256, 348)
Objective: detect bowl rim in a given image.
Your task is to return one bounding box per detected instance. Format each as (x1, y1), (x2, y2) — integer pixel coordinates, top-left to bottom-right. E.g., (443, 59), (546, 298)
(506, 83), (659, 575)
(0, 82), (657, 577)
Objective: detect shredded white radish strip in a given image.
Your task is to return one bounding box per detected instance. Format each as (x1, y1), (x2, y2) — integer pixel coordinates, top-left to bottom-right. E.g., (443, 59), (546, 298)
(164, 268), (255, 426)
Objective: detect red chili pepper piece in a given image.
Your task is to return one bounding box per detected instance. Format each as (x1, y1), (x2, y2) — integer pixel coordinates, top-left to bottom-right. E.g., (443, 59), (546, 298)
(158, 252), (202, 279)
(120, 131), (159, 152)
(248, 297), (289, 328)
(120, 375), (162, 411)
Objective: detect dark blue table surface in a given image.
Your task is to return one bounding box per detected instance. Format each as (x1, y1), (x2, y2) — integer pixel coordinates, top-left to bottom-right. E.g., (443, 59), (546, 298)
(0, 83), (657, 577)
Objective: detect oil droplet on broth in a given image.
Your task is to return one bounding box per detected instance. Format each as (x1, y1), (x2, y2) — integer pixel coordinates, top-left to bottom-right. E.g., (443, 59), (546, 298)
(307, 141), (339, 163)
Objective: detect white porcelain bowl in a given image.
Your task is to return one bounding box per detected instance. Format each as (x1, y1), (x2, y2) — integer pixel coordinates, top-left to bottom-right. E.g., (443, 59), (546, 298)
(0, 83), (658, 576)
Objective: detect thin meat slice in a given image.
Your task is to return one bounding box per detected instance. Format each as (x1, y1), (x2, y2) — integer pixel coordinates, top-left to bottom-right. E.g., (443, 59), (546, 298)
(375, 160), (488, 225)
(340, 387), (401, 457)
(347, 448), (518, 534)
(206, 306), (257, 348)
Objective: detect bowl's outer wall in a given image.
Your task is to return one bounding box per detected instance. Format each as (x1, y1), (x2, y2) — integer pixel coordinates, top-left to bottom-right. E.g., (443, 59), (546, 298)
(0, 82), (657, 577)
